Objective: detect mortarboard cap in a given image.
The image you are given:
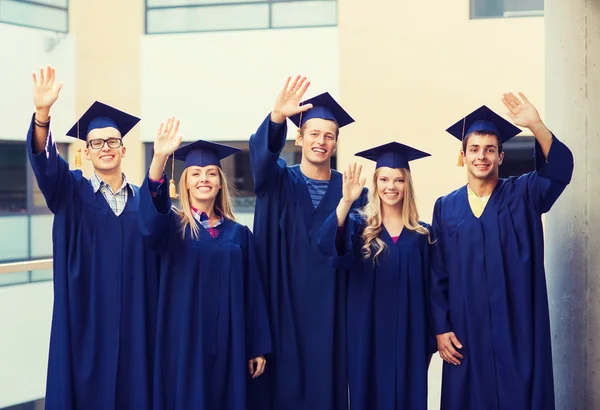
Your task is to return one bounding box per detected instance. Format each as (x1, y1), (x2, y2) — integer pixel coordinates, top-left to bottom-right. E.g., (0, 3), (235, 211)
(288, 92), (354, 129)
(355, 141), (431, 171)
(66, 101), (140, 140)
(174, 140), (240, 170)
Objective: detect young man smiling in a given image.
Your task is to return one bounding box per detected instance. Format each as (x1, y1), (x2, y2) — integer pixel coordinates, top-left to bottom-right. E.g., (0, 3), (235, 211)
(430, 92), (574, 410)
(248, 75), (367, 410)
(28, 65), (158, 410)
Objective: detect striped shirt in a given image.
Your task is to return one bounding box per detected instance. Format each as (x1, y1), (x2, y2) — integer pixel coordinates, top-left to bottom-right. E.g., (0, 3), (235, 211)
(302, 174), (329, 209)
(192, 207), (224, 238)
(90, 173), (134, 217)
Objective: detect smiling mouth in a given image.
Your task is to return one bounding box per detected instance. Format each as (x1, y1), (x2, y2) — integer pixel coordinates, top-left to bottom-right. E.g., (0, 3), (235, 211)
(312, 147), (326, 154)
(99, 155), (115, 160)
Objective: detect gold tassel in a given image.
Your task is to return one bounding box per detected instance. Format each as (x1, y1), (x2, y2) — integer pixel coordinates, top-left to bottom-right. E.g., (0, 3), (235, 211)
(75, 148), (82, 167)
(169, 154), (179, 198)
(74, 121), (82, 168)
(295, 111), (303, 146)
(457, 116), (466, 167)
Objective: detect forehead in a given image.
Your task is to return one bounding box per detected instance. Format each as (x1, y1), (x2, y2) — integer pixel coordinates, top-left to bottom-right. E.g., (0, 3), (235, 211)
(377, 167), (404, 178)
(86, 126), (121, 141)
(187, 165), (220, 173)
(467, 133), (499, 147)
(303, 118), (338, 133)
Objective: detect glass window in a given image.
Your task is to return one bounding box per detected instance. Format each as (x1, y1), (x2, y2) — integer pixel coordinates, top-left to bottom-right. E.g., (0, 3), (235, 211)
(145, 0), (337, 34)
(471, 0), (543, 18)
(0, 0), (68, 32)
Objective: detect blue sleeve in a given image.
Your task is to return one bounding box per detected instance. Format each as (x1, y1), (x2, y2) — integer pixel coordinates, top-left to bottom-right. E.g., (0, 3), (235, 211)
(249, 115), (288, 197)
(514, 135), (574, 214)
(26, 114), (77, 214)
(139, 171), (175, 252)
(243, 227), (273, 359)
(317, 209), (364, 270)
(430, 198), (452, 335)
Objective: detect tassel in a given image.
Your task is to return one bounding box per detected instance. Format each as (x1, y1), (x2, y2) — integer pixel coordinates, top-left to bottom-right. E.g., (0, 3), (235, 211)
(74, 122), (82, 168)
(295, 110), (303, 146)
(75, 148), (82, 167)
(169, 179), (179, 199)
(169, 154), (178, 198)
(457, 150), (464, 167)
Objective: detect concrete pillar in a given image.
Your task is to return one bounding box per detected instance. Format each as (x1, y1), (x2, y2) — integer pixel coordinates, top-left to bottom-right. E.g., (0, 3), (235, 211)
(69, 0), (144, 184)
(545, 1), (600, 408)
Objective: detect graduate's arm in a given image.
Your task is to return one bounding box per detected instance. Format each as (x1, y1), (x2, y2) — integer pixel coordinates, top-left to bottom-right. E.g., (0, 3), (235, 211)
(242, 227), (273, 378)
(27, 66), (75, 214)
(249, 75), (314, 197)
(139, 118), (183, 250)
(430, 199), (464, 365)
(502, 92), (574, 212)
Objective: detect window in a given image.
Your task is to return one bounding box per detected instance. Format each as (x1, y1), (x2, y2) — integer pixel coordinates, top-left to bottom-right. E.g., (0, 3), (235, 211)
(471, 0), (543, 18)
(0, 140), (69, 215)
(144, 140), (336, 213)
(0, 0), (68, 32)
(145, 0), (337, 34)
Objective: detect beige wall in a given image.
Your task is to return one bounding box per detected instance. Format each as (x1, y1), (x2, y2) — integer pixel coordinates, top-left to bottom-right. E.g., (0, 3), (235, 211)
(338, 0), (544, 223)
(69, 0), (145, 184)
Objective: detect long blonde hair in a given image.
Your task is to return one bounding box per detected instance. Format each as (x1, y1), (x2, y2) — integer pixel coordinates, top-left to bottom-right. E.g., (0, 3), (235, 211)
(360, 168), (430, 263)
(176, 167), (236, 240)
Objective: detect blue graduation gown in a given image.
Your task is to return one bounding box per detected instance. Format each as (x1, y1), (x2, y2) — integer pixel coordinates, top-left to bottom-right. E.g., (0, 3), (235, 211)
(248, 116), (367, 410)
(26, 116), (159, 410)
(318, 210), (436, 410)
(430, 136), (574, 410)
(138, 173), (272, 410)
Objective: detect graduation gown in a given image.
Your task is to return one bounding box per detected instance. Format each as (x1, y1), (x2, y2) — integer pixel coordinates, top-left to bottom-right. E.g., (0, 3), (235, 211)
(248, 116), (367, 410)
(430, 136), (574, 410)
(26, 116), (159, 410)
(138, 173), (272, 410)
(318, 210), (436, 410)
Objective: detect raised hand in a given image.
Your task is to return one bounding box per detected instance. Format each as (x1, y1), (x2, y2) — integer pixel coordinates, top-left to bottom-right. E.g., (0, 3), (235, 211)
(154, 117), (183, 158)
(271, 75), (313, 123)
(32, 65), (64, 115)
(342, 162), (366, 204)
(501, 92), (543, 129)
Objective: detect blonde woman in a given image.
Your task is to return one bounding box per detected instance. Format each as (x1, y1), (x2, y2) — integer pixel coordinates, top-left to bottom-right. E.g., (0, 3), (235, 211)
(139, 117), (272, 410)
(318, 142), (436, 410)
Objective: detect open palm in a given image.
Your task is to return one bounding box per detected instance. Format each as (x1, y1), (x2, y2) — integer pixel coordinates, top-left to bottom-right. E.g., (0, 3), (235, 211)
(343, 163), (366, 203)
(273, 75), (314, 119)
(502, 92), (542, 128)
(154, 117), (183, 157)
(32, 65), (63, 110)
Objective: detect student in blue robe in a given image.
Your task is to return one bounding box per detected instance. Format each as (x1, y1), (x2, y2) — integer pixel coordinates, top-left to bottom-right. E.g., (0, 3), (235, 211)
(431, 93), (574, 410)
(139, 117), (272, 410)
(248, 75), (368, 410)
(318, 142), (436, 410)
(27, 65), (159, 410)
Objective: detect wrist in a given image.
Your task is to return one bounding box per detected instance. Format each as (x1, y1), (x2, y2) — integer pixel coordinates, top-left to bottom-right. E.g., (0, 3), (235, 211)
(270, 110), (286, 124)
(35, 108), (50, 123)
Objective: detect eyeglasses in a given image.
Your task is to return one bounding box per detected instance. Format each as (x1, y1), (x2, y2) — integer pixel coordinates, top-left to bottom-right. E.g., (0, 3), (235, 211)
(87, 138), (123, 150)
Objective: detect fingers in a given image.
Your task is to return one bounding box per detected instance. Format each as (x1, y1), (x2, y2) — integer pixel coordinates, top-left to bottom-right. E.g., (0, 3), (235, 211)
(157, 122), (165, 136)
(55, 82), (64, 95)
(253, 358), (266, 378)
(296, 77), (310, 96)
(39, 66), (45, 84)
(170, 118), (180, 137)
(288, 75), (301, 92)
(49, 66), (55, 86)
(282, 76), (291, 92)
(298, 103), (313, 113)
(32, 72), (38, 86)
(248, 359), (255, 376)
(518, 92), (530, 104)
(360, 177), (366, 188)
(450, 334), (463, 349)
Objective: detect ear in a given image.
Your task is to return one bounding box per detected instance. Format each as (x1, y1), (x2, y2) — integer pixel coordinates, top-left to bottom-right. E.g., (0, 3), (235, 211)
(121, 146), (127, 158)
(498, 151), (505, 165)
(84, 147), (91, 161)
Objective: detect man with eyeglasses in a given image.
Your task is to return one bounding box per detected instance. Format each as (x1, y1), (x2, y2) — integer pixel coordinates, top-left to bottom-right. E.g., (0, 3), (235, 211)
(27, 65), (159, 410)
